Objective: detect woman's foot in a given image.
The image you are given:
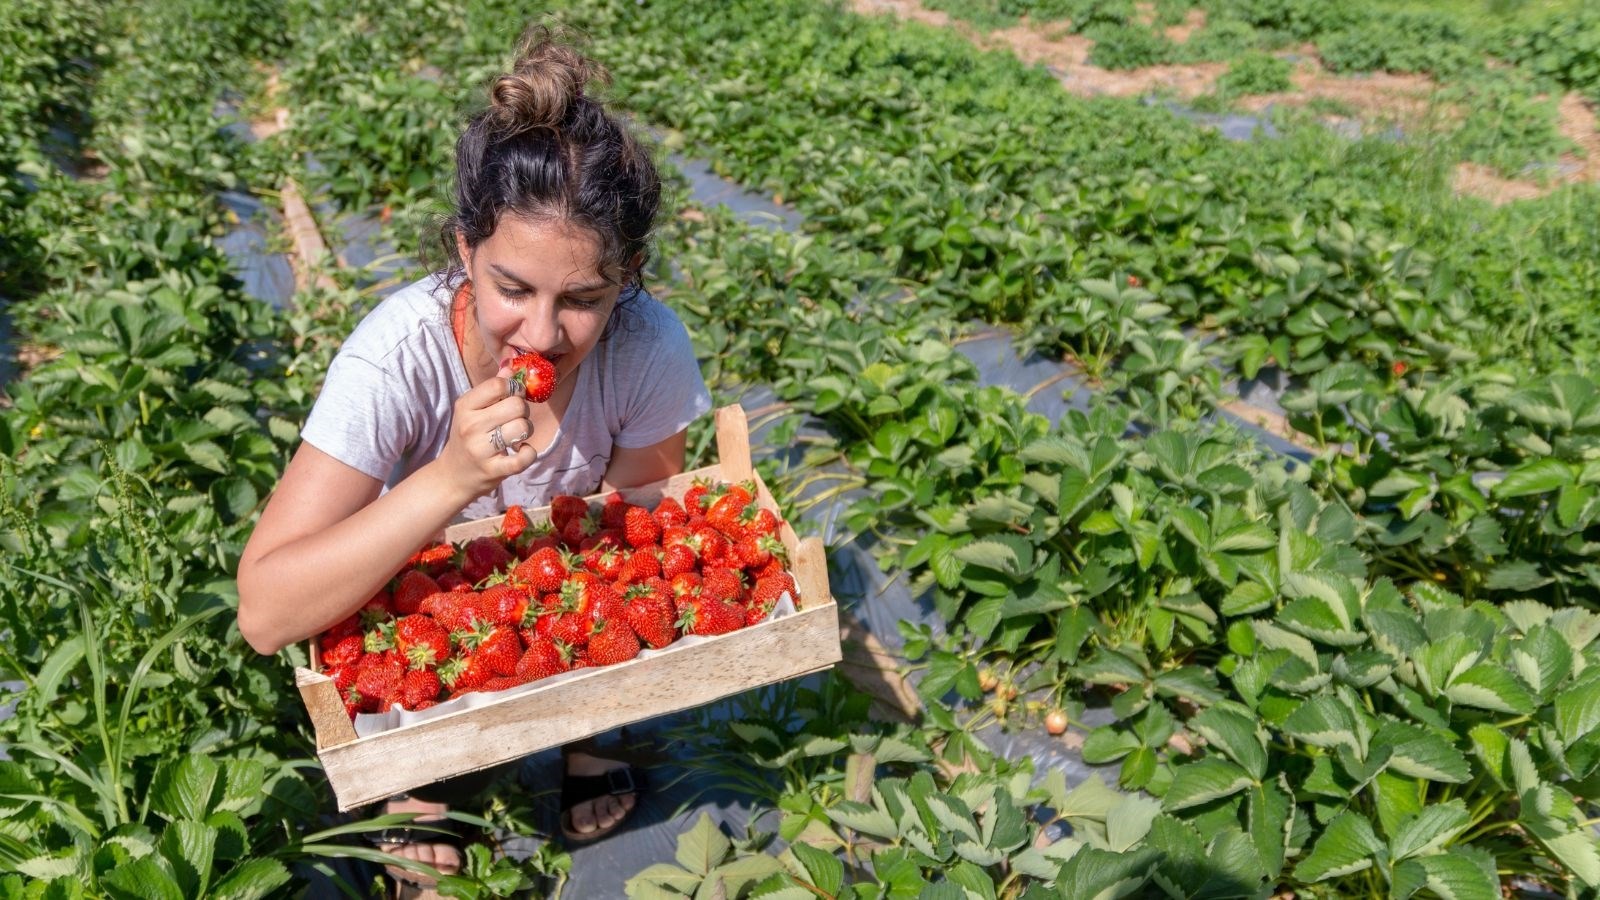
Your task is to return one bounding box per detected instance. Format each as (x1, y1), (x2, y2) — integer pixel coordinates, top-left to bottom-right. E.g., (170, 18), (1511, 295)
(376, 796), (463, 898)
(562, 750), (638, 839)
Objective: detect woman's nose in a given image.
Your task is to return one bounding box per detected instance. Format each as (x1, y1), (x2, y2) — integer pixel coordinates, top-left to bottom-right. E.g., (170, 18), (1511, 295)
(522, 302), (562, 351)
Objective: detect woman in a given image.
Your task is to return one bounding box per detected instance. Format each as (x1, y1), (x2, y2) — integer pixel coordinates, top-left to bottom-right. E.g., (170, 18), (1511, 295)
(236, 25), (710, 895)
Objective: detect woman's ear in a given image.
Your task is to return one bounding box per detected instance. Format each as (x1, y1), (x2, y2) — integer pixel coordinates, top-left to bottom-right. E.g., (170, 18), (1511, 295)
(455, 232), (472, 269)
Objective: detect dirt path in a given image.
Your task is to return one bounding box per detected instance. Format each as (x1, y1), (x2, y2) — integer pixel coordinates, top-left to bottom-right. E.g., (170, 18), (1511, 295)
(848, 0), (1598, 204)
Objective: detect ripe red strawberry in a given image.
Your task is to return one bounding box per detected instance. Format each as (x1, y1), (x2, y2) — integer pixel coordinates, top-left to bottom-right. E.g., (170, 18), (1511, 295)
(601, 492), (629, 529)
(733, 534), (786, 571)
(423, 590), (480, 633)
(460, 536), (513, 586)
(694, 525), (730, 565)
(406, 542), (456, 572)
(653, 496), (688, 528)
(550, 495), (589, 534)
(588, 616), (641, 666)
(562, 511), (602, 548)
(401, 668), (441, 708)
(321, 633), (365, 669)
(622, 505), (660, 549)
(515, 546), (574, 593)
(395, 615), (451, 669)
(501, 505), (530, 542)
(746, 507), (781, 539)
(515, 637), (570, 681)
(746, 572), (796, 626)
(363, 620), (395, 654)
(392, 570), (441, 616)
(463, 622), (524, 677)
(706, 489), (755, 540)
(324, 663), (358, 693)
(440, 655), (491, 695)
(620, 549), (661, 584)
(584, 581), (625, 624)
(682, 477), (715, 514)
(624, 581), (678, 649)
(508, 351), (557, 403)
(358, 590), (393, 628)
(482, 675), (530, 692)
(700, 566), (745, 605)
(659, 543), (698, 579)
(517, 522), (558, 559)
(355, 654), (404, 706)
(584, 543), (627, 581)
(436, 569), (469, 592)
(477, 581), (530, 627)
(679, 594), (745, 636)
(669, 572), (702, 613)
(752, 556), (787, 580)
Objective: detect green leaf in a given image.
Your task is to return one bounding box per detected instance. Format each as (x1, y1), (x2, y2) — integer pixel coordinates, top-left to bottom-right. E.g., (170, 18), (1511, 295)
(1056, 846), (1159, 900)
(150, 755), (219, 823)
(1104, 796), (1162, 853)
(1389, 800), (1469, 862)
(627, 863), (700, 896)
(1492, 458), (1573, 498)
(101, 855), (184, 900)
(1246, 779), (1292, 877)
(1281, 697), (1362, 755)
(1162, 757), (1253, 811)
(1556, 673), (1600, 744)
(1445, 665), (1536, 714)
(786, 843), (843, 896)
(205, 858), (291, 900)
(160, 821), (216, 896)
(183, 440), (231, 475)
(1188, 707), (1266, 780)
(1374, 721), (1470, 784)
(1536, 830), (1600, 889)
(1391, 847), (1499, 900)
(1292, 811), (1382, 882)
(675, 813), (731, 876)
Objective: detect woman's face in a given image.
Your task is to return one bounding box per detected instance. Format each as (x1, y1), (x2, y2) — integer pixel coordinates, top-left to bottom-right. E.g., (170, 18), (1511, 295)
(457, 216), (621, 383)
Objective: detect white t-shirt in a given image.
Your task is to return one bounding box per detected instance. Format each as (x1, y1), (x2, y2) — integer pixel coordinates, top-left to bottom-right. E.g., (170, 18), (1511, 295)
(300, 273), (712, 522)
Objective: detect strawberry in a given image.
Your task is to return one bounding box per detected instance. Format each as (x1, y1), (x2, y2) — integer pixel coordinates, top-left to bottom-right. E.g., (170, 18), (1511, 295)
(746, 572), (796, 626)
(583, 580), (625, 624)
(423, 590), (480, 633)
(746, 507), (781, 539)
(693, 525), (730, 565)
(515, 546), (575, 593)
(363, 620), (396, 654)
(395, 615), (451, 669)
(508, 350), (557, 403)
(436, 569), (470, 592)
(516, 522), (558, 559)
(358, 589), (393, 628)
(700, 566), (745, 605)
(355, 654), (404, 706)
(562, 511), (603, 548)
(601, 492), (629, 529)
(550, 495), (589, 534)
(501, 505), (530, 542)
(460, 536), (514, 586)
(620, 548), (661, 585)
(320, 633), (365, 669)
(733, 534), (786, 571)
(482, 675), (529, 692)
(588, 615), (641, 666)
(679, 594), (745, 637)
(583, 542), (627, 581)
(406, 542), (456, 572)
(624, 581), (678, 649)
(401, 668), (441, 708)
(653, 496), (689, 528)
(515, 637), (570, 681)
(463, 622), (524, 677)
(477, 581), (530, 626)
(324, 663), (358, 693)
(752, 556), (787, 580)
(659, 543), (698, 579)
(682, 477), (715, 514)
(622, 505), (660, 549)
(669, 572), (702, 613)
(440, 655), (491, 695)
(706, 487), (755, 540)
(392, 570), (441, 616)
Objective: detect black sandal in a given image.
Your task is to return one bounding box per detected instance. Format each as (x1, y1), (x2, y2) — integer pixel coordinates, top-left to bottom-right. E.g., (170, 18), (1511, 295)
(367, 814), (481, 895)
(559, 761), (650, 845)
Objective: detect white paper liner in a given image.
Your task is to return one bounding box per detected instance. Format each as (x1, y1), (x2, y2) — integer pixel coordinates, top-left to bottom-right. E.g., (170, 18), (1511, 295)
(352, 591), (799, 738)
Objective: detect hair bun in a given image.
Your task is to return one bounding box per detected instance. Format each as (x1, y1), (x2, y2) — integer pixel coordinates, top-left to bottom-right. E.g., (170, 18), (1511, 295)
(488, 25), (610, 136)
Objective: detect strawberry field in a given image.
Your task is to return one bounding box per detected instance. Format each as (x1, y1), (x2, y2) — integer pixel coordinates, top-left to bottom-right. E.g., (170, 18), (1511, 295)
(5, 0), (1600, 896)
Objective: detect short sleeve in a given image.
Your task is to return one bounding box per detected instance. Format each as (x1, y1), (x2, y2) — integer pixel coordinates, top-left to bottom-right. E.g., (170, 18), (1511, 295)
(299, 352), (416, 481)
(613, 302), (713, 449)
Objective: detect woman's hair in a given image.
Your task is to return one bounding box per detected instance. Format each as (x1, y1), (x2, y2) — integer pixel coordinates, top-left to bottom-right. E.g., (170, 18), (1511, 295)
(435, 25), (660, 306)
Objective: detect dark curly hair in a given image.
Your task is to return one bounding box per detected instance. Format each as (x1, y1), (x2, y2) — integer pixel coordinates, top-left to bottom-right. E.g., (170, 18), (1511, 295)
(434, 24), (661, 319)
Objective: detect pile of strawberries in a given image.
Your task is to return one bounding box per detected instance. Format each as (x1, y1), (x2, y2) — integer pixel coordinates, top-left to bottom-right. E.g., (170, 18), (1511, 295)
(315, 479), (797, 719)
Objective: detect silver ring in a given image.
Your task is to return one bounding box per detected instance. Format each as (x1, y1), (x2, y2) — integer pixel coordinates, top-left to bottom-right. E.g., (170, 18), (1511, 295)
(488, 425), (507, 453)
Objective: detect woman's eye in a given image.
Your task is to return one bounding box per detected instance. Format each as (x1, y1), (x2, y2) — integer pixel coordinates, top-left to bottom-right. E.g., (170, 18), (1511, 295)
(500, 285), (530, 301)
(565, 296), (601, 310)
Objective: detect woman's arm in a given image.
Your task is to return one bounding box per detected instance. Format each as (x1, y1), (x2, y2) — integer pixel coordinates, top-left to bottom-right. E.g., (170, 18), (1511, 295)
(602, 429), (689, 490)
(238, 376), (539, 654)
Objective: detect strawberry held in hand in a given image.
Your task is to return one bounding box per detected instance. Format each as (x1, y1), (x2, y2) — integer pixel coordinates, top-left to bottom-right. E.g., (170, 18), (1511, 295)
(508, 351), (557, 403)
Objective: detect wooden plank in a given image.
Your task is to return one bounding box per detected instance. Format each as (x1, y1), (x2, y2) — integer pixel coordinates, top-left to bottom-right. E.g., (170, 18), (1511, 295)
(319, 601), (842, 809)
(791, 537), (832, 612)
(715, 405), (754, 483)
(296, 667), (358, 749)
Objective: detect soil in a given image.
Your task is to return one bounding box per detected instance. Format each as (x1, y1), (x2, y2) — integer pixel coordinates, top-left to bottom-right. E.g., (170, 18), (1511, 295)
(848, 0), (1600, 204)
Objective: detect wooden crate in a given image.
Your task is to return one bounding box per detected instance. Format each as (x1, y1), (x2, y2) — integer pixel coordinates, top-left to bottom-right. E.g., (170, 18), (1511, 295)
(294, 405), (841, 811)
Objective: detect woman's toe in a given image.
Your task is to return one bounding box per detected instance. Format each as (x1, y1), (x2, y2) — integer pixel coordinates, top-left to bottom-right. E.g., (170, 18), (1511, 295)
(569, 799), (598, 834)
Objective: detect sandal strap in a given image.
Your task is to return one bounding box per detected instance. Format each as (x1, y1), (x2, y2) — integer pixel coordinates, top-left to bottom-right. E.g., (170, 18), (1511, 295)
(561, 765), (648, 809)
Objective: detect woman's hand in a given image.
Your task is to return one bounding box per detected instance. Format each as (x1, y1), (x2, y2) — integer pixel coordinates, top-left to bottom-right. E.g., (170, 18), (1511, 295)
(436, 375), (539, 499)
